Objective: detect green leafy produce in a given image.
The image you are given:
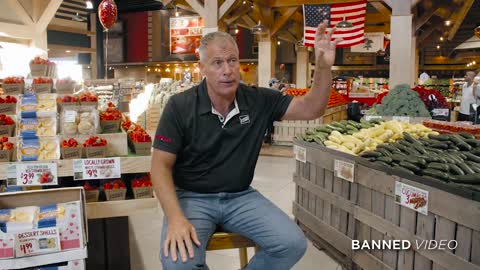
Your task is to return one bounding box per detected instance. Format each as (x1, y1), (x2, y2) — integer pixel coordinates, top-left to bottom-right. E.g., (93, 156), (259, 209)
(374, 84), (431, 117)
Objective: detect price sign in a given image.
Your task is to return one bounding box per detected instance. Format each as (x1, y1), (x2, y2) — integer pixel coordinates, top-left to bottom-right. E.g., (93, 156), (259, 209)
(7, 162), (58, 186)
(64, 110), (77, 123)
(395, 181), (429, 215)
(334, 159), (355, 182)
(432, 108), (449, 117)
(365, 115), (382, 121)
(393, 116), (410, 123)
(15, 227), (60, 257)
(73, 157), (121, 180)
(293, 145), (306, 163)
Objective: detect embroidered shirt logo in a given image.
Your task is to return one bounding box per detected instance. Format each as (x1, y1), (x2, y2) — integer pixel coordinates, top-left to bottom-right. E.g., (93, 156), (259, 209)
(239, 115), (250, 125)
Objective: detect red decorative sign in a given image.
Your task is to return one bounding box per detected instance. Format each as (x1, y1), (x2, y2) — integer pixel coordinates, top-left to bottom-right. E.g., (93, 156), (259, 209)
(170, 16), (204, 55)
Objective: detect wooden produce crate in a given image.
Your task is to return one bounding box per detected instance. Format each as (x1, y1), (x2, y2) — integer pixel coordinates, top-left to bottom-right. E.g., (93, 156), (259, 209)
(293, 139), (480, 270)
(146, 106), (161, 132)
(60, 132), (128, 157)
(273, 104), (347, 146)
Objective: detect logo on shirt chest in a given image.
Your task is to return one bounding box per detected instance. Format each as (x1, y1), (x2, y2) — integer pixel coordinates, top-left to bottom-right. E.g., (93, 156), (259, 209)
(239, 115), (250, 125)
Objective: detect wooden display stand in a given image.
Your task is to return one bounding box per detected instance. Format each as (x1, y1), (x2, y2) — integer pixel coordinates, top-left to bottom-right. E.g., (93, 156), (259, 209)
(273, 104), (348, 145)
(293, 139), (480, 270)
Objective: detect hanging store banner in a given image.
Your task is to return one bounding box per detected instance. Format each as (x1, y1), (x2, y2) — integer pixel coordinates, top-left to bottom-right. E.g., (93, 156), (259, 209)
(170, 16), (204, 55)
(351, 32), (384, 53)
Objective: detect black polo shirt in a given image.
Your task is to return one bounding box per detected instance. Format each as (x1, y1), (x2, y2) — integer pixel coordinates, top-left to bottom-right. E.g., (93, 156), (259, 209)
(153, 79), (293, 193)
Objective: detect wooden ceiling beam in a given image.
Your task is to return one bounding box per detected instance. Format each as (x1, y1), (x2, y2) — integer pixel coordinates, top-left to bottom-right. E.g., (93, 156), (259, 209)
(370, 1), (391, 17)
(219, 0), (237, 20)
(7, 0), (34, 25)
(48, 44), (96, 53)
(366, 13), (389, 24)
(417, 24), (442, 45)
(447, 0), (474, 41)
(277, 30), (297, 43)
(47, 25), (95, 36)
(185, 0), (206, 17)
(0, 22), (34, 39)
(223, 4), (251, 25)
(265, 0), (376, 7)
(270, 6), (298, 35)
(365, 24), (390, 33)
(176, 4), (196, 13)
(414, 7), (441, 32)
(241, 14), (257, 28)
(36, 0), (62, 31)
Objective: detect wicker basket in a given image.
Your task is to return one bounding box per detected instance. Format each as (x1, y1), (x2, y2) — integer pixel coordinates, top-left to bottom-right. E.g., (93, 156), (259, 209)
(101, 120), (121, 133)
(0, 125), (15, 137)
(0, 103), (16, 115)
(2, 83), (24, 95)
(32, 83), (52, 94)
(30, 64), (47, 77)
(0, 149), (12, 162)
(104, 188), (126, 201)
(132, 141), (152, 156)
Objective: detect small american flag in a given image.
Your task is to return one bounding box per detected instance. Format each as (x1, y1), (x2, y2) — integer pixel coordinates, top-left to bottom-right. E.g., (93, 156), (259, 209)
(303, 0), (367, 48)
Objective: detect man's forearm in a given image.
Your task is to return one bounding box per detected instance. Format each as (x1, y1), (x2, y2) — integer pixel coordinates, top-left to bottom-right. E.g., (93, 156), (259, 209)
(152, 168), (185, 221)
(304, 67), (332, 116)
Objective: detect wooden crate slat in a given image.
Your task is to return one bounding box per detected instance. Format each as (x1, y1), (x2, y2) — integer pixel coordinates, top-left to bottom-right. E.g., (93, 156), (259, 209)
(472, 231), (480, 266)
(456, 225), (473, 261)
(340, 180), (350, 235)
(397, 207), (416, 270)
(357, 185), (372, 245)
(323, 171), (334, 225)
(303, 162), (310, 211)
(371, 191), (386, 261)
(347, 182), (359, 240)
(432, 217), (456, 270)
(331, 177), (343, 231)
(413, 213), (435, 270)
(383, 196), (400, 268)
(309, 163), (317, 215)
(315, 167), (325, 220)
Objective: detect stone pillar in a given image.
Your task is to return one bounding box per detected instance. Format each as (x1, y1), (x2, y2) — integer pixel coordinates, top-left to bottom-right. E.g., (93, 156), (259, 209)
(30, 30), (48, 58)
(258, 37), (276, 87)
(295, 45), (309, 88)
(389, 15), (414, 87)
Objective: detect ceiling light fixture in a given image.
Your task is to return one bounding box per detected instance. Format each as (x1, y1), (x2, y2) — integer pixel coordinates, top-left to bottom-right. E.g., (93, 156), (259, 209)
(86, 1), (93, 9)
(336, 6), (353, 29)
(440, 37), (444, 41)
(445, 20), (451, 26)
(277, 41), (281, 45)
(65, 50), (71, 53)
(437, 45), (440, 49)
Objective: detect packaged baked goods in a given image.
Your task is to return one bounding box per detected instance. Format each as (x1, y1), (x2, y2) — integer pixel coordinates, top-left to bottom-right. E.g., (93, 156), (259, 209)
(19, 117), (56, 137)
(37, 94), (57, 116)
(0, 206), (38, 233)
(60, 105), (99, 135)
(18, 136), (59, 161)
(37, 204), (66, 229)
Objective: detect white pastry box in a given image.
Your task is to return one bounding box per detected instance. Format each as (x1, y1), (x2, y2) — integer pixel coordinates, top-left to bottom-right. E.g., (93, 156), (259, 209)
(0, 187), (88, 269)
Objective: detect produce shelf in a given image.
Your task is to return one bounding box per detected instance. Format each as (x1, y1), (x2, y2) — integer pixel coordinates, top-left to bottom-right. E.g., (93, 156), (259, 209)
(86, 197), (159, 219)
(0, 247), (87, 269)
(0, 155), (152, 179)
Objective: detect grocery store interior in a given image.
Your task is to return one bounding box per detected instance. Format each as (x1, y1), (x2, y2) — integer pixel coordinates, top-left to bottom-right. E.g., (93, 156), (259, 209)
(0, 0), (479, 269)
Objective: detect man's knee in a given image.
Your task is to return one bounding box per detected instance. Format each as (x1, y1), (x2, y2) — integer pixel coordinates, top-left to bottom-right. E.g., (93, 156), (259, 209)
(160, 255), (209, 270)
(265, 229), (307, 260)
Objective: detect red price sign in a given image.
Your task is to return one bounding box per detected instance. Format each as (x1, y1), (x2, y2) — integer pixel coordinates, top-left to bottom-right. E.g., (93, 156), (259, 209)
(20, 172), (35, 184)
(19, 241), (34, 255)
(87, 168), (98, 178)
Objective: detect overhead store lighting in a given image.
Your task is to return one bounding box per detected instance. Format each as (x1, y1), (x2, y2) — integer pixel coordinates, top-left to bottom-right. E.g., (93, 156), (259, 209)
(277, 41), (281, 45)
(251, 21), (267, 34)
(86, 1), (93, 9)
(440, 37), (444, 41)
(436, 45), (441, 49)
(445, 20), (451, 26)
(336, 6), (353, 29)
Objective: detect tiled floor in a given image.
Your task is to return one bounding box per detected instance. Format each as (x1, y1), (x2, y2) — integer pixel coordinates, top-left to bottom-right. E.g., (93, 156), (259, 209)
(128, 156), (340, 269)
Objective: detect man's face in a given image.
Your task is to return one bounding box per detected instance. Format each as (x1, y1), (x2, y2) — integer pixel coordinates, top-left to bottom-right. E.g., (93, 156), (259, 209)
(199, 40), (240, 98)
(465, 71), (476, 83)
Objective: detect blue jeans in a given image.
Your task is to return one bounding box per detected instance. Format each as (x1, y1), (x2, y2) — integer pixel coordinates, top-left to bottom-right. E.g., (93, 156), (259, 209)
(160, 187), (307, 270)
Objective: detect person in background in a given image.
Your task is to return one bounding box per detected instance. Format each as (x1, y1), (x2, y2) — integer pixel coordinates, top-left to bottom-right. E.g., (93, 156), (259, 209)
(268, 78), (281, 90)
(151, 20), (338, 270)
(458, 71), (477, 121)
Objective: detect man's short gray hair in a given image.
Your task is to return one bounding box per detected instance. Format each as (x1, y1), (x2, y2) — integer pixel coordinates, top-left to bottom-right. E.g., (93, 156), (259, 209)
(198, 32), (238, 62)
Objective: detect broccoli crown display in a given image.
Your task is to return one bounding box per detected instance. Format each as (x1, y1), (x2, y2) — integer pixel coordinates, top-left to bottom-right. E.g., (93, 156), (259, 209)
(374, 84), (431, 117)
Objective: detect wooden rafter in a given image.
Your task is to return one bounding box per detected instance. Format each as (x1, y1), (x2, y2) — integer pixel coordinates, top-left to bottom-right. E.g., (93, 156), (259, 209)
(366, 13), (389, 24)
(185, 0), (206, 17)
(0, 22), (34, 39)
(224, 4), (251, 25)
(365, 24), (390, 33)
(265, 0), (376, 7)
(241, 14), (257, 28)
(414, 7), (441, 32)
(36, 0), (62, 31)
(176, 4), (196, 13)
(48, 44), (96, 53)
(291, 11), (303, 24)
(271, 7), (298, 35)
(370, 2), (391, 17)
(7, 0), (33, 25)
(219, 0), (237, 20)
(277, 30), (297, 43)
(447, 0), (474, 41)
(160, 0), (173, 6)
(47, 25), (95, 36)
(417, 23), (442, 45)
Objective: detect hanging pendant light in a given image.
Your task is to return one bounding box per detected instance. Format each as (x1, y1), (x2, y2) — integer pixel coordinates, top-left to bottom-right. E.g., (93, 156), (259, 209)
(336, 14), (353, 29)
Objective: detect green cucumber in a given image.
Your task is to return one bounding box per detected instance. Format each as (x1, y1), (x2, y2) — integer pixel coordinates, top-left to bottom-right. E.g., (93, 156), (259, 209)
(470, 149), (480, 156)
(458, 162), (475, 175)
(373, 161), (391, 167)
(376, 148), (392, 157)
(449, 164), (465, 175)
(459, 132), (475, 139)
(449, 134), (465, 145)
(360, 151), (383, 158)
(457, 143), (472, 151)
(450, 174), (480, 184)
(377, 156), (393, 164)
(392, 166), (415, 175)
(399, 161), (421, 173)
(402, 147), (421, 155)
(430, 143), (449, 150)
(409, 157), (427, 167)
(378, 144), (400, 153)
(403, 132), (420, 144)
(421, 169), (451, 181)
(466, 161), (480, 173)
(427, 162), (449, 171)
(412, 143), (428, 155)
(425, 147), (443, 154)
(391, 153), (407, 163)
(464, 152), (480, 163)
(398, 139), (412, 147)
(428, 134), (451, 141)
(464, 139), (480, 147)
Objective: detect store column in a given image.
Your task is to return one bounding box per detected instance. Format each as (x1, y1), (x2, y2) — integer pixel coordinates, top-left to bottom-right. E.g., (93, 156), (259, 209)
(258, 37), (276, 88)
(30, 31), (48, 58)
(295, 45), (309, 88)
(386, 0), (418, 87)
